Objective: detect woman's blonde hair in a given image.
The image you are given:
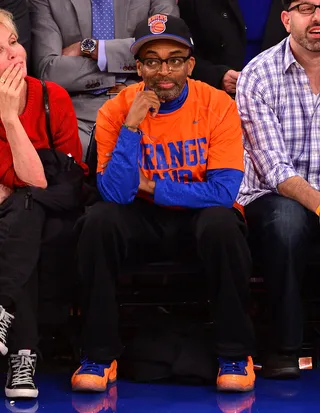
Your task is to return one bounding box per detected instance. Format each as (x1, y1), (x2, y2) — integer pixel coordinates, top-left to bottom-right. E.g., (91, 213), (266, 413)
(0, 9), (18, 38)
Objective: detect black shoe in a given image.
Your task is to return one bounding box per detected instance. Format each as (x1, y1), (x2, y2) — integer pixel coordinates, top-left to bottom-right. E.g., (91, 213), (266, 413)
(0, 305), (14, 356)
(5, 350), (39, 399)
(262, 353), (300, 379)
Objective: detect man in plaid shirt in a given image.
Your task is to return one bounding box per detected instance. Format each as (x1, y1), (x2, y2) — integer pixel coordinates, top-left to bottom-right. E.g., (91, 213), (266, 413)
(237, 0), (320, 379)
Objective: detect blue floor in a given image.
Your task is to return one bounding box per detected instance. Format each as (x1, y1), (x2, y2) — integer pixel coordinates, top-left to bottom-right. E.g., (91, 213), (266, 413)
(2, 370), (320, 413)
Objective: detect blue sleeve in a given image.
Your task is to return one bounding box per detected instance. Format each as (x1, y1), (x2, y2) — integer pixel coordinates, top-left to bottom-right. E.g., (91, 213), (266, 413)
(97, 126), (141, 203)
(154, 168), (244, 208)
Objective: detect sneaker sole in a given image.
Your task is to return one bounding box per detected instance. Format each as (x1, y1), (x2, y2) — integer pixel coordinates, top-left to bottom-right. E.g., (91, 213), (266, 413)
(72, 375), (117, 392)
(217, 382), (255, 392)
(5, 387), (39, 399)
(0, 342), (8, 356)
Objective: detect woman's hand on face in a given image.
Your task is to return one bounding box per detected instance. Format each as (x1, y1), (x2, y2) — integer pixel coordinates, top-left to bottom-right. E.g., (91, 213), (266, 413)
(0, 63), (25, 123)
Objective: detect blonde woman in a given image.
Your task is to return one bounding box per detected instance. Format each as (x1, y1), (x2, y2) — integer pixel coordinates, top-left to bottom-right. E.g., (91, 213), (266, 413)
(0, 9), (86, 399)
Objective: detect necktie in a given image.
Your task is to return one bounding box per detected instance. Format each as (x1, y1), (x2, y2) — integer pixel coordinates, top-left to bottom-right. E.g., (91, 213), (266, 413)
(91, 0), (115, 94)
(92, 0), (115, 40)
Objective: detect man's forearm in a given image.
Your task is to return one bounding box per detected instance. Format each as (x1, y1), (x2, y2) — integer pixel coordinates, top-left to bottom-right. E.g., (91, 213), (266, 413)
(4, 117), (47, 188)
(97, 127), (141, 203)
(278, 176), (320, 213)
(154, 169), (243, 209)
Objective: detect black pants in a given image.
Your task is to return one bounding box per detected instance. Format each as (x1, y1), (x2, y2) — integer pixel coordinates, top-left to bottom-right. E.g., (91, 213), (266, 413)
(245, 194), (319, 353)
(76, 199), (255, 361)
(0, 190), (78, 352)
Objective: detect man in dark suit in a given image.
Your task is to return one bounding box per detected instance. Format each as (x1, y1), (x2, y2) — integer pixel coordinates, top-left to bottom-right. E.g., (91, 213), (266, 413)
(179, 0), (287, 93)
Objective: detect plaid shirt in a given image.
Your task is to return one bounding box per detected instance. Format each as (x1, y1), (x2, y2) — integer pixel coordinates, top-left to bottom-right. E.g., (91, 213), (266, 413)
(236, 37), (320, 206)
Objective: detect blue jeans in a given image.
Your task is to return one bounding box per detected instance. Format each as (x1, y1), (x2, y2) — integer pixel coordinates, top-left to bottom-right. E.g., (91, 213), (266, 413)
(245, 194), (318, 353)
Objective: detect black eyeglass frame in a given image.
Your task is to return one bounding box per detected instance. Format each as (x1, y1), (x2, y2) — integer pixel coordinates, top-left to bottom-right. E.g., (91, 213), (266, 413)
(137, 55), (192, 71)
(288, 2), (320, 14)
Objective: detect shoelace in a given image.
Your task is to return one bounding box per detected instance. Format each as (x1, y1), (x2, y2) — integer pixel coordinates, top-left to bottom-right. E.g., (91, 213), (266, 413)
(219, 359), (247, 375)
(10, 354), (36, 387)
(80, 358), (110, 375)
(0, 307), (13, 344)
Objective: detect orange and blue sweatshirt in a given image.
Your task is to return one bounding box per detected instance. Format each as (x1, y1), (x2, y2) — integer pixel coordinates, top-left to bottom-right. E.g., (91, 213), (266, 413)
(96, 78), (244, 209)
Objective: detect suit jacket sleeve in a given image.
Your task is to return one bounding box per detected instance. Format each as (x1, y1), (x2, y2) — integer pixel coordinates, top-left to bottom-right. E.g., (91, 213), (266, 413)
(30, 0), (116, 93)
(149, 0), (179, 16)
(105, 0), (179, 72)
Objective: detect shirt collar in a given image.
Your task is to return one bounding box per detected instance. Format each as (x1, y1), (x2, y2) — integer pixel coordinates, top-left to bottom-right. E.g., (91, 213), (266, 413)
(283, 36), (304, 73)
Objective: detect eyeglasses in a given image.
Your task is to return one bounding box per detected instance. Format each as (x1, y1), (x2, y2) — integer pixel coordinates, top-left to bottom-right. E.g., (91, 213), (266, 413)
(138, 56), (191, 72)
(288, 2), (320, 14)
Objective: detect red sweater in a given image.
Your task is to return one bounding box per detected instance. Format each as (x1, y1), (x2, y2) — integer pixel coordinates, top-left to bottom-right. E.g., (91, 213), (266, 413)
(0, 76), (88, 188)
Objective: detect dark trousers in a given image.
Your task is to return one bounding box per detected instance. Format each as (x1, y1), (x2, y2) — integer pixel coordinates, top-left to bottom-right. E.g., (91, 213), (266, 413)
(76, 199), (255, 361)
(0, 190), (78, 352)
(245, 194), (319, 353)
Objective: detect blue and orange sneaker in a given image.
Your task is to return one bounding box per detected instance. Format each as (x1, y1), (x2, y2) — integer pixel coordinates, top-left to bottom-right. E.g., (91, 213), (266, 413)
(71, 358), (117, 392)
(216, 357), (255, 392)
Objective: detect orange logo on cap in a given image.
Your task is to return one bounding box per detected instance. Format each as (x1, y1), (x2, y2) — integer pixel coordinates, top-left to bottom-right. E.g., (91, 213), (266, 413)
(148, 14), (168, 35)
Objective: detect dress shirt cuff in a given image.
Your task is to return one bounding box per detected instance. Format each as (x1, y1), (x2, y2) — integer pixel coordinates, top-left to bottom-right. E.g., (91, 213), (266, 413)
(97, 40), (107, 71)
(269, 165), (300, 193)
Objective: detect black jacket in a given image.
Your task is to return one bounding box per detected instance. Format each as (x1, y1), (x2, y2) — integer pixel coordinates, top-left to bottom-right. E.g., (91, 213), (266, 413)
(179, 0), (288, 88)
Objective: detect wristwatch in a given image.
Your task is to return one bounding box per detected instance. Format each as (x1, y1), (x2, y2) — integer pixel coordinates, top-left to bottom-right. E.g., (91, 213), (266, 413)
(81, 38), (97, 55)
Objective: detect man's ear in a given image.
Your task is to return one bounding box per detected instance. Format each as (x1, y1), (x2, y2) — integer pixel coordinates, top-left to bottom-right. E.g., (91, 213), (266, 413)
(281, 10), (292, 34)
(187, 56), (196, 77)
(136, 59), (143, 76)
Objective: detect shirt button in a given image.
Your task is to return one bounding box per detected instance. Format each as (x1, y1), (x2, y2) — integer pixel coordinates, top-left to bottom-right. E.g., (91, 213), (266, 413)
(222, 12), (228, 18)
(221, 43), (225, 48)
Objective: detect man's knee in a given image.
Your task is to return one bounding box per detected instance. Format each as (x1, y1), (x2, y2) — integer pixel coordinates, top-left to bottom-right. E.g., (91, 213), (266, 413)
(195, 207), (242, 241)
(246, 195), (309, 247)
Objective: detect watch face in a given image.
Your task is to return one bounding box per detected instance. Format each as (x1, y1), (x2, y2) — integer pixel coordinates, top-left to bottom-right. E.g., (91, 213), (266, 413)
(82, 38), (96, 52)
